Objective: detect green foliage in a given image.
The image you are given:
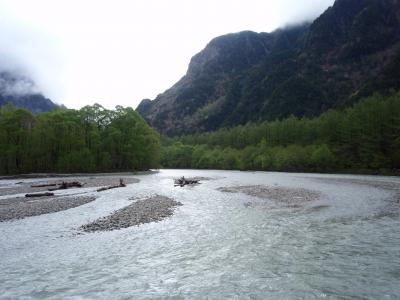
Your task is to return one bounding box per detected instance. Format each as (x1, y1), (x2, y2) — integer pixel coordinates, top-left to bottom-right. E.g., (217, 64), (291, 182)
(161, 93), (400, 174)
(0, 104), (160, 175)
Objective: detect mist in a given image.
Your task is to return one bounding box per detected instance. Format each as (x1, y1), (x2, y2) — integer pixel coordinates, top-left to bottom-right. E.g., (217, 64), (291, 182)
(0, 72), (40, 96)
(0, 0), (334, 109)
(0, 14), (65, 102)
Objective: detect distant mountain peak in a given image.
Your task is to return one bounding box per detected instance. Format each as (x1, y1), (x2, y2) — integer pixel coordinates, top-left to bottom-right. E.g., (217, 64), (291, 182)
(187, 31), (272, 79)
(0, 71), (59, 114)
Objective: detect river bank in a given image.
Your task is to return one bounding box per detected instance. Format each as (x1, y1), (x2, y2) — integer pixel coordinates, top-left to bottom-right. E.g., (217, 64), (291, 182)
(0, 175), (140, 222)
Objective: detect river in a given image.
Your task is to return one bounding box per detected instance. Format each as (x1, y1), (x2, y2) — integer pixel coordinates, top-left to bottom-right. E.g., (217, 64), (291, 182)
(1, 170), (399, 299)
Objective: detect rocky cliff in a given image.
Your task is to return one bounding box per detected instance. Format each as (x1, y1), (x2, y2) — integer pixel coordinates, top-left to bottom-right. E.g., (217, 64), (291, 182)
(137, 0), (400, 135)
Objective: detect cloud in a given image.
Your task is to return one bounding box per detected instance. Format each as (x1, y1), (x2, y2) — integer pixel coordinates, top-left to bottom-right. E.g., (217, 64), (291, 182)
(0, 72), (40, 96)
(0, 12), (65, 102)
(0, 0), (334, 109)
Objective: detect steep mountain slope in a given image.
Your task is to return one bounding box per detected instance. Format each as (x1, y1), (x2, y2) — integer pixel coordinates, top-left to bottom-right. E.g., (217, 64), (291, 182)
(137, 0), (400, 136)
(0, 71), (58, 114)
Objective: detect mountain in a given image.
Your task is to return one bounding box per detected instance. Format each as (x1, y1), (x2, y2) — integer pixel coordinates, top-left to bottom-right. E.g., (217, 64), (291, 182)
(137, 0), (400, 136)
(0, 71), (58, 114)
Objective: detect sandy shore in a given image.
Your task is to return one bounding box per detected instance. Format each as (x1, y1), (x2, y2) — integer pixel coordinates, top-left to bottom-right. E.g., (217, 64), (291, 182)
(309, 177), (400, 204)
(0, 176), (139, 197)
(81, 195), (182, 232)
(308, 176), (400, 215)
(0, 195), (96, 222)
(218, 185), (321, 208)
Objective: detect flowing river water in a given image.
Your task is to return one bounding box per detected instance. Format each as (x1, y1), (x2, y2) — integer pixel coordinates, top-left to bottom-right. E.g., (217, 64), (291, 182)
(0, 170), (400, 299)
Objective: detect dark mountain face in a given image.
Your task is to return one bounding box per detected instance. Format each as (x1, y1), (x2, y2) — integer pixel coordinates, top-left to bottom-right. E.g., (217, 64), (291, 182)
(137, 0), (400, 136)
(306, 0), (400, 59)
(0, 71), (58, 114)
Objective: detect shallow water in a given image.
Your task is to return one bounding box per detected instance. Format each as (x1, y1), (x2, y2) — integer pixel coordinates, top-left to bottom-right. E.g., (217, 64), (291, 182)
(1, 170), (399, 299)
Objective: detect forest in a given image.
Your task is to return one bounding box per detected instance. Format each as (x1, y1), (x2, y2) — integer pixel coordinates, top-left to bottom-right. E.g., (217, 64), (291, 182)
(0, 104), (160, 175)
(1, 93), (399, 175)
(161, 93), (400, 174)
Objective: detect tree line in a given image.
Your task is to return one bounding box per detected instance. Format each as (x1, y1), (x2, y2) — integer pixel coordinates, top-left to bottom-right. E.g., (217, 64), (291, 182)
(0, 104), (160, 175)
(161, 93), (400, 174)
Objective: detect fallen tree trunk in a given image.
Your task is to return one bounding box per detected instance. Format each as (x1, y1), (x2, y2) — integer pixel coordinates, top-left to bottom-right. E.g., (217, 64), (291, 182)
(97, 179), (126, 192)
(25, 192), (54, 198)
(48, 181), (84, 191)
(31, 183), (57, 188)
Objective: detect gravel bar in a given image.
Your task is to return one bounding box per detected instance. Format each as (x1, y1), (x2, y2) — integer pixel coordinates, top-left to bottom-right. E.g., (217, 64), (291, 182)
(218, 185), (321, 208)
(0, 196), (96, 222)
(0, 177), (139, 196)
(81, 195), (183, 232)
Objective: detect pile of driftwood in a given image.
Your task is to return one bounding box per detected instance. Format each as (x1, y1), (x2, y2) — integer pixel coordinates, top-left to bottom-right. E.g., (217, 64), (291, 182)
(97, 179), (126, 192)
(26, 181), (85, 197)
(174, 176), (200, 187)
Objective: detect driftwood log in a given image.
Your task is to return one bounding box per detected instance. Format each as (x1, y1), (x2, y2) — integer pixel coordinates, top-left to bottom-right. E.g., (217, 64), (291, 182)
(174, 176), (200, 187)
(97, 179), (126, 192)
(31, 183), (57, 188)
(48, 181), (84, 191)
(25, 192), (54, 198)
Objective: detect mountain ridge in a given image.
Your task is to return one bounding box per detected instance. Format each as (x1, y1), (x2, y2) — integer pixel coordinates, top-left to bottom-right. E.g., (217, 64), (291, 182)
(137, 0), (400, 136)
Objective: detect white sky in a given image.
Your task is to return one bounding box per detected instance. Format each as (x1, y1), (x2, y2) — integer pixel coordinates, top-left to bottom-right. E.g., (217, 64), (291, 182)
(0, 0), (334, 109)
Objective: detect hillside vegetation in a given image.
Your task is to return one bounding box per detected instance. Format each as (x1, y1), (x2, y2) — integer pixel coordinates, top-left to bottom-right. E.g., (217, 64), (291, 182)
(161, 93), (400, 174)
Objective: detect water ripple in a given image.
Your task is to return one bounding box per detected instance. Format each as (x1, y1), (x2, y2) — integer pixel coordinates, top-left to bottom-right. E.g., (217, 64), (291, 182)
(0, 170), (399, 299)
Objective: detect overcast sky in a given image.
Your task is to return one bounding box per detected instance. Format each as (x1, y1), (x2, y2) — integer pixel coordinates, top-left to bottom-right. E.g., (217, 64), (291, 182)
(0, 0), (334, 109)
